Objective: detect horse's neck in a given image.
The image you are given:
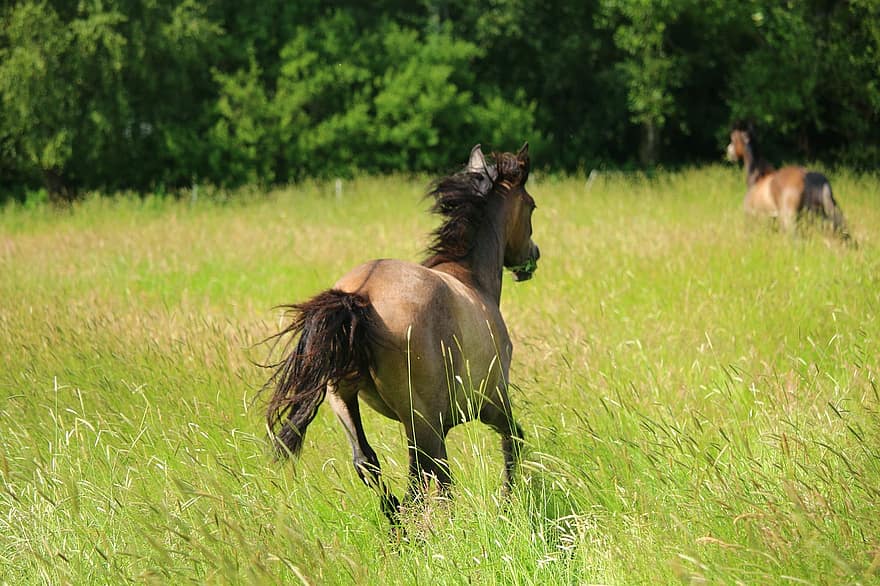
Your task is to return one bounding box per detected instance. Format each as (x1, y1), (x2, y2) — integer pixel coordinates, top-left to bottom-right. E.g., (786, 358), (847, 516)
(743, 143), (772, 187)
(471, 226), (505, 304)
(435, 209), (505, 304)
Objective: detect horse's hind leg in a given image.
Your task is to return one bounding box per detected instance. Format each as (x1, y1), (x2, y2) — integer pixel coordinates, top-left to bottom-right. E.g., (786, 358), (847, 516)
(326, 386), (400, 524)
(479, 391), (524, 494)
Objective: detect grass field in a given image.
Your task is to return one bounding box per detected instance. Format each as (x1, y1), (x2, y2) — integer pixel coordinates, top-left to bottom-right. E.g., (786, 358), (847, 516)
(1, 166), (879, 584)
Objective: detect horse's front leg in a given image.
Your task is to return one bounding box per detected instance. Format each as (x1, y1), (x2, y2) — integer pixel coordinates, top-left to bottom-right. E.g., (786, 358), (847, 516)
(479, 388), (524, 494)
(326, 387), (400, 524)
(403, 418), (451, 504)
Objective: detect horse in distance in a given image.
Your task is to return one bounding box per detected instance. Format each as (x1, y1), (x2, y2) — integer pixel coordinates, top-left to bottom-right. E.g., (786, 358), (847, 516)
(726, 123), (850, 241)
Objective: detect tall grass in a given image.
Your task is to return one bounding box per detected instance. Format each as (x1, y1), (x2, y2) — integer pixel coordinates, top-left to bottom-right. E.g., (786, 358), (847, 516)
(1, 167), (878, 584)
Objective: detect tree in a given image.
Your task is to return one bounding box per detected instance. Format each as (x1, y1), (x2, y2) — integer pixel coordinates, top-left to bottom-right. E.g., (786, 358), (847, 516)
(0, 2), (79, 199)
(598, 0), (685, 166)
(3, 0), (880, 199)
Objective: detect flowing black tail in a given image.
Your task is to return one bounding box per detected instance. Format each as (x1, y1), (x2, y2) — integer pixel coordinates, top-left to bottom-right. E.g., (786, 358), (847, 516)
(263, 289), (375, 458)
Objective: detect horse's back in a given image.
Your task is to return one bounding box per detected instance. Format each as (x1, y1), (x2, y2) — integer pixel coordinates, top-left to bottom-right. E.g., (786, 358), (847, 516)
(335, 259), (470, 339)
(748, 166), (820, 216)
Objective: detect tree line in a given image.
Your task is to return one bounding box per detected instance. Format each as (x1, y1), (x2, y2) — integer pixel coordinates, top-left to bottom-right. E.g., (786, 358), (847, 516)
(1, 0), (878, 200)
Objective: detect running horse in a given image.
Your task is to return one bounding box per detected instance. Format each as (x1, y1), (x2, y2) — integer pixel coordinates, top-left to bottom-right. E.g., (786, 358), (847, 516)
(726, 123), (850, 239)
(262, 143), (539, 524)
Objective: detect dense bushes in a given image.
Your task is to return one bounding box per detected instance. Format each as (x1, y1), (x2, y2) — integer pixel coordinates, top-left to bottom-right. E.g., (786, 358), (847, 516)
(1, 1), (878, 199)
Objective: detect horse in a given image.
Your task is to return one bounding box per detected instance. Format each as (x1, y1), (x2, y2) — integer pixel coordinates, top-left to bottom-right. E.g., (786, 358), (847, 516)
(726, 123), (850, 240)
(261, 143), (540, 525)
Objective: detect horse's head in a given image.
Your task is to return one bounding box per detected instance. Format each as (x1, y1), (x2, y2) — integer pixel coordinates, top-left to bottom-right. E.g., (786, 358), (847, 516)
(468, 143), (540, 282)
(727, 123), (753, 162)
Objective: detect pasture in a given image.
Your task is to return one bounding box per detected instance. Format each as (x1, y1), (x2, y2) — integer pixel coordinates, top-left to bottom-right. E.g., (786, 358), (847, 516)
(1, 166), (879, 584)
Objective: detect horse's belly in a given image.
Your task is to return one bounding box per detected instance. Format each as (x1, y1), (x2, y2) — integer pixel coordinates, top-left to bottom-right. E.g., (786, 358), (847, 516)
(358, 383), (399, 421)
(369, 329), (503, 426)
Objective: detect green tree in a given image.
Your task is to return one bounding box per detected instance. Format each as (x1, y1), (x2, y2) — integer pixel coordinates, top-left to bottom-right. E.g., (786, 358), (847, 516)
(212, 12), (537, 183)
(724, 1), (880, 166)
(0, 0), (221, 197)
(598, 0), (688, 166)
(210, 55), (278, 186)
(3, 0), (880, 198)
(0, 2), (78, 199)
(727, 5), (823, 153)
(818, 0), (880, 166)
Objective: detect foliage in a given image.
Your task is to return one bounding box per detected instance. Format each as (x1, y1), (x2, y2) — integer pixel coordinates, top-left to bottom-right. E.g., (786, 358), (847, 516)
(212, 15), (536, 183)
(0, 0), (220, 198)
(598, 0), (686, 164)
(1, 1), (880, 197)
(0, 2), (78, 198)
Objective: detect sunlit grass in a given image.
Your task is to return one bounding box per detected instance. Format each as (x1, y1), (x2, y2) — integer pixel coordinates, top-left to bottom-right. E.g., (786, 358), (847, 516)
(1, 166), (878, 583)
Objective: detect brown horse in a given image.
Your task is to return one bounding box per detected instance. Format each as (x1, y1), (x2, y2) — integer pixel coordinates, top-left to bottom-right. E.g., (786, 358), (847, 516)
(262, 143), (539, 524)
(726, 124), (849, 239)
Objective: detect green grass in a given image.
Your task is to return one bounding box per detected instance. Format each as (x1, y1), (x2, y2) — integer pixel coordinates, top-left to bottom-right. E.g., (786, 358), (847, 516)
(1, 167), (879, 584)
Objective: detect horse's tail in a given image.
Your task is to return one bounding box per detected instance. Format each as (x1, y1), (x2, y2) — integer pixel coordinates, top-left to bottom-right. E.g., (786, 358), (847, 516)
(262, 289), (375, 459)
(804, 172), (851, 241)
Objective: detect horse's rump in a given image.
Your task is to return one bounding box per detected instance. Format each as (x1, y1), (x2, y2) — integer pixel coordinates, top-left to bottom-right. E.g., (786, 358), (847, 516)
(802, 171), (835, 215)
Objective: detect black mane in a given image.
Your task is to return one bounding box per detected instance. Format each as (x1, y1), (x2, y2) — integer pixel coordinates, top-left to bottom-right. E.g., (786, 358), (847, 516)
(422, 171), (490, 267)
(422, 153), (529, 267)
(734, 121), (775, 181)
(422, 151), (527, 267)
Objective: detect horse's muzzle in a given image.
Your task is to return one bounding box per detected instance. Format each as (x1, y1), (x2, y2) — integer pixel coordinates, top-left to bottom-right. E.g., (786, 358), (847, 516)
(725, 143), (738, 162)
(512, 243), (540, 282)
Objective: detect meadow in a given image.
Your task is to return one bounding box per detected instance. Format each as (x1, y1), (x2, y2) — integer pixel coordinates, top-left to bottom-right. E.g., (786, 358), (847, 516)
(1, 166), (878, 584)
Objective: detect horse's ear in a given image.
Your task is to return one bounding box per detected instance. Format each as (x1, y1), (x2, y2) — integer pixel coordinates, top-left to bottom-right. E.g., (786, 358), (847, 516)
(467, 144), (489, 174)
(731, 121), (751, 144)
(467, 144), (497, 192)
(735, 120), (755, 141)
(517, 141), (530, 172)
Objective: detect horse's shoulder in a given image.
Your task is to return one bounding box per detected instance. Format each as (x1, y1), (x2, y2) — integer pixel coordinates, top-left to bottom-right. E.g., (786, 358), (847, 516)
(745, 176), (778, 214)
